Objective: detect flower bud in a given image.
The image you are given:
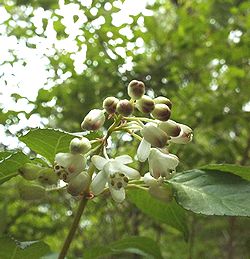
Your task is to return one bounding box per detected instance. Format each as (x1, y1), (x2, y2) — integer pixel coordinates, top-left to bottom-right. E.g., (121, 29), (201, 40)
(127, 80), (145, 100)
(67, 171), (91, 196)
(148, 148), (179, 178)
(154, 96), (172, 109)
(151, 104), (171, 121)
(141, 123), (169, 148)
(18, 163), (41, 180)
(158, 120), (181, 137)
(103, 96), (119, 114)
(136, 95), (155, 113)
(70, 137), (91, 154)
(81, 109), (105, 131)
(148, 185), (173, 202)
(38, 168), (58, 185)
(18, 183), (46, 200)
(116, 99), (134, 116)
(170, 124), (193, 144)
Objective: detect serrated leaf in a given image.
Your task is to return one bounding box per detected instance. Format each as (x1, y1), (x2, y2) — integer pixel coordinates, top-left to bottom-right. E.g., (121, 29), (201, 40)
(0, 237), (50, 259)
(168, 169), (250, 216)
(201, 164), (250, 181)
(127, 188), (188, 239)
(19, 128), (76, 164)
(0, 152), (30, 185)
(19, 128), (102, 164)
(84, 236), (163, 259)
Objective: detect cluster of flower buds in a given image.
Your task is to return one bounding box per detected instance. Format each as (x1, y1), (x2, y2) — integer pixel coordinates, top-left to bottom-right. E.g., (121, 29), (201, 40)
(76, 80), (193, 202)
(17, 163), (58, 200)
(17, 137), (92, 200)
(18, 79), (192, 203)
(80, 80), (173, 132)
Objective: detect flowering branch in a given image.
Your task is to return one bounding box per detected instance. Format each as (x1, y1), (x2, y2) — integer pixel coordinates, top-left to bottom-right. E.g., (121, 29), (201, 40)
(17, 79), (193, 258)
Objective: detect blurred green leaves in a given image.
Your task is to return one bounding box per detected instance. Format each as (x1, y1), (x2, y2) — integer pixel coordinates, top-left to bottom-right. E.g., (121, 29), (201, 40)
(127, 187), (188, 239)
(0, 152), (30, 185)
(84, 236), (163, 259)
(0, 236), (50, 259)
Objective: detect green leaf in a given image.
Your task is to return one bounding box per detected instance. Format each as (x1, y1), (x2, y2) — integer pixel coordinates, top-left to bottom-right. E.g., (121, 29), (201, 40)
(19, 128), (102, 164)
(0, 151), (12, 161)
(0, 237), (50, 259)
(168, 169), (250, 216)
(201, 164), (250, 181)
(0, 152), (30, 185)
(127, 187), (188, 239)
(19, 128), (76, 164)
(84, 236), (163, 259)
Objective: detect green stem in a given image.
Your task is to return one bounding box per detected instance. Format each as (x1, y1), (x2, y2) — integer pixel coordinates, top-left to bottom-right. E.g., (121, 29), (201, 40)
(58, 162), (97, 259)
(124, 116), (155, 123)
(127, 184), (148, 191)
(58, 197), (88, 259)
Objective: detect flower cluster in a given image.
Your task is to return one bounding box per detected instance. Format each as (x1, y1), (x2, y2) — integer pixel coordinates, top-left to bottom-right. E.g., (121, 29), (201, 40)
(18, 80), (192, 203)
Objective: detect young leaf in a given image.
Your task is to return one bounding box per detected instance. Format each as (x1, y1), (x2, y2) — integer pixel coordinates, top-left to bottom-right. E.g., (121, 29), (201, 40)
(127, 187), (188, 239)
(0, 237), (50, 259)
(0, 152), (30, 185)
(84, 236), (163, 259)
(201, 164), (250, 181)
(19, 128), (76, 164)
(168, 169), (250, 216)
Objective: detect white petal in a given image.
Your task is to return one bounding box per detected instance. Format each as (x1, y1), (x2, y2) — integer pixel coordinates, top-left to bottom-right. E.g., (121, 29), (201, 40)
(116, 163), (141, 179)
(90, 171), (107, 195)
(55, 153), (85, 174)
(55, 153), (71, 167)
(72, 154), (86, 173)
(137, 138), (151, 162)
(143, 172), (158, 186)
(108, 183), (126, 203)
(148, 149), (179, 178)
(91, 155), (108, 170)
(103, 161), (120, 174)
(103, 161), (140, 180)
(115, 155), (133, 164)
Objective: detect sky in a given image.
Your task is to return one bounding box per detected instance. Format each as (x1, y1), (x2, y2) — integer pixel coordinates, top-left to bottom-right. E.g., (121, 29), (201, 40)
(0, 0), (249, 150)
(0, 0), (153, 149)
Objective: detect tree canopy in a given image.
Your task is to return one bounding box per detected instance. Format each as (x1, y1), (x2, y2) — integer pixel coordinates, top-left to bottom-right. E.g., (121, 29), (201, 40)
(0, 0), (250, 258)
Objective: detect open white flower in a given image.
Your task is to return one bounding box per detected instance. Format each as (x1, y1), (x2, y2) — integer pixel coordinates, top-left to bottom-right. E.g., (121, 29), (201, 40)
(91, 155), (140, 202)
(54, 153), (86, 182)
(148, 148), (179, 179)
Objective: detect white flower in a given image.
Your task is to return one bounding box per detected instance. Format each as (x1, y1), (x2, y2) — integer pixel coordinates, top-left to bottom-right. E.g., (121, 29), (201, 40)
(143, 172), (173, 202)
(137, 122), (169, 162)
(170, 123), (193, 144)
(54, 153), (86, 182)
(148, 148), (179, 179)
(90, 155), (140, 202)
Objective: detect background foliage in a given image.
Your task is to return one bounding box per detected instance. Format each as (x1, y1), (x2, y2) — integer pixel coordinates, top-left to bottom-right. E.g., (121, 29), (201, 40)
(0, 0), (250, 258)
